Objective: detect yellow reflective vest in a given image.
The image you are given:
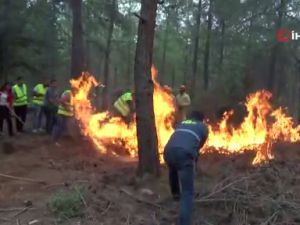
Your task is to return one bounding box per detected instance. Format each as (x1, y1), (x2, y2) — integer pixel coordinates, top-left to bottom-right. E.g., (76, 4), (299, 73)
(32, 83), (47, 105)
(113, 92), (132, 117)
(13, 84), (28, 106)
(57, 90), (74, 117)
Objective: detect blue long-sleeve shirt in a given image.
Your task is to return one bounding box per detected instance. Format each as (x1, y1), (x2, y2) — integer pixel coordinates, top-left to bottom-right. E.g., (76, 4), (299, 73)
(165, 120), (209, 158)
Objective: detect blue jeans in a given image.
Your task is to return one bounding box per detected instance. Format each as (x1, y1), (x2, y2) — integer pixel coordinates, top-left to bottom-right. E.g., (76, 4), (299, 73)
(32, 104), (44, 130)
(164, 147), (195, 225)
(52, 115), (70, 142)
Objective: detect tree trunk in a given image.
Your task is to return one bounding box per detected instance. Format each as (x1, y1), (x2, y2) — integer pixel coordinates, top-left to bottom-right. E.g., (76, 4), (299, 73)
(219, 19), (225, 71)
(126, 41), (132, 87)
(160, 11), (170, 84)
(134, 0), (160, 177)
(203, 0), (213, 90)
(268, 0), (286, 93)
(102, 0), (117, 110)
(191, 0), (202, 98)
(71, 0), (85, 78)
(171, 67), (176, 88)
(183, 40), (189, 85)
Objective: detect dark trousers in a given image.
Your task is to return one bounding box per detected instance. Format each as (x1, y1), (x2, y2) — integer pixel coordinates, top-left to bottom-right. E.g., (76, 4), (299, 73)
(0, 106), (13, 136)
(44, 106), (57, 134)
(14, 105), (27, 132)
(164, 147), (195, 225)
(52, 115), (71, 142)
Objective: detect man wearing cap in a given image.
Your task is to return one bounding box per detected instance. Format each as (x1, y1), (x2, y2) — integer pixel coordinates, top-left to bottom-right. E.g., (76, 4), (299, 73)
(176, 85), (191, 123)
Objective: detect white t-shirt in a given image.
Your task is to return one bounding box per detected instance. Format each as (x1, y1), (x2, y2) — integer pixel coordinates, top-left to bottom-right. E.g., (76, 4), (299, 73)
(0, 92), (8, 106)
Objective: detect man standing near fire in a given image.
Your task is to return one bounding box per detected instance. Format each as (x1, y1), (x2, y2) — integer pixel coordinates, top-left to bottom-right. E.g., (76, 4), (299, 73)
(176, 85), (191, 123)
(52, 88), (75, 145)
(164, 111), (208, 225)
(32, 78), (49, 133)
(12, 76), (28, 133)
(112, 90), (134, 124)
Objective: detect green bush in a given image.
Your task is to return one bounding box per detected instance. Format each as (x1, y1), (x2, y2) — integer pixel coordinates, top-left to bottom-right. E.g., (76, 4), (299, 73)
(48, 186), (86, 222)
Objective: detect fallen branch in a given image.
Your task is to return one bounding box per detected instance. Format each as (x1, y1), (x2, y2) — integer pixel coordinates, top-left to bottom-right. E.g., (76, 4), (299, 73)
(196, 174), (256, 201)
(43, 180), (89, 189)
(12, 207), (30, 218)
(99, 201), (112, 216)
(0, 207), (32, 212)
(0, 173), (46, 185)
(120, 187), (161, 208)
(260, 210), (279, 225)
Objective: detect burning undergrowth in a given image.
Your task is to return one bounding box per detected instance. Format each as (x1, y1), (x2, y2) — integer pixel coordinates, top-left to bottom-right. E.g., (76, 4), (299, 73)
(70, 69), (300, 165)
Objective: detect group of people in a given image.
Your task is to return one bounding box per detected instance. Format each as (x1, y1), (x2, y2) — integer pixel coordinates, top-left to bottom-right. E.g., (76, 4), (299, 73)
(0, 77), (74, 145)
(1, 76), (206, 225)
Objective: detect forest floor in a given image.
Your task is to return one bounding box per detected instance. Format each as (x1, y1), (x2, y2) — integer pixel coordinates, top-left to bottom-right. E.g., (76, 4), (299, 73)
(0, 133), (300, 225)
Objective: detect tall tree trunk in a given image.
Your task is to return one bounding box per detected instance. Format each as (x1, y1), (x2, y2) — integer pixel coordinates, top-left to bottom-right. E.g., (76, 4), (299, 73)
(171, 67), (176, 88)
(160, 11), (170, 84)
(134, 0), (160, 177)
(183, 40), (189, 85)
(126, 41), (132, 87)
(219, 19), (225, 71)
(102, 0), (117, 109)
(71, 0), (85, 78)
(203, 0), (213, 90)
(268, 0), (286, 93)
(191, 0), (202, 98)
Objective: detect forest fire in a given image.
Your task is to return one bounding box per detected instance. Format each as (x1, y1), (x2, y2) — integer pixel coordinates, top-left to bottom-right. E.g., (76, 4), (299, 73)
(71, 71), (300, 165)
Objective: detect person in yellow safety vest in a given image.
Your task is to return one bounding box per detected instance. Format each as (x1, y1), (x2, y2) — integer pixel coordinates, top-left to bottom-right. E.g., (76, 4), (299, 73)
(52, 89), (75, 146)
(113, 91), (134, 124)
(175, 85), (191, 123)
(32, 78), (49, 133)
(12, 76), (28, 133)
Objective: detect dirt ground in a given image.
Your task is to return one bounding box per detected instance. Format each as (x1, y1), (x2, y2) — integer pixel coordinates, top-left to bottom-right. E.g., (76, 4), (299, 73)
(0, 133), (300, 225)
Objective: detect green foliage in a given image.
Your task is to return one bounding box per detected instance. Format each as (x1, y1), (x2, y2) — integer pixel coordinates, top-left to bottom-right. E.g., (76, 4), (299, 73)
(48, 186), (86, 222)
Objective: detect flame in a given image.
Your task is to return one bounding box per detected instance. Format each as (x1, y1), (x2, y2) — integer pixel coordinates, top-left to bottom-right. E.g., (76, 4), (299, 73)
(206, 90), (300, 164)
(71, 70), (175, 159)
(71, 71), (300, 165)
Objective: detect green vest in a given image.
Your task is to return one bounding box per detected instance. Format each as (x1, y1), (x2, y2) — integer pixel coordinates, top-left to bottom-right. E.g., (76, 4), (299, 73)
(113, 92), (132, 117)
(13, 84), (28, 106)
(32, 83), (46, 105)
(57, 90), (74, 117)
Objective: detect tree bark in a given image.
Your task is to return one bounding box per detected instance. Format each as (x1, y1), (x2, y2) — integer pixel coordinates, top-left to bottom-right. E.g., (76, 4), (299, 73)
(102, 0), (117, 110)
(134, 0), (160, 177)
(160, 10), (170, 84)
(191, 0), (202, 98)
(268, 0), (286, 93)
(203, 0), (213, 90)
(219, 19), (225, 71)
(71, 0), (85, 78)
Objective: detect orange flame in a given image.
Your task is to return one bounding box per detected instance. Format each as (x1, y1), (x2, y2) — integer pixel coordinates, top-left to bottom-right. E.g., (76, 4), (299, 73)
(71, 70), (175, 159)
(71, 71), (300, 165)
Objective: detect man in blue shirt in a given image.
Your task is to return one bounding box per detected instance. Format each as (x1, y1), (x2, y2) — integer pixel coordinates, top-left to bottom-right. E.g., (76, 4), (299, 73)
(164, 111), (208, 225)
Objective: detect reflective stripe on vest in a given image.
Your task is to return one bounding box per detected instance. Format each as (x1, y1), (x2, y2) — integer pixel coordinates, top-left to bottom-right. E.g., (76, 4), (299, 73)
(13, 84), (28, 106)
(57, 90), (74, 117)
(32, 84), (46, 105)
(113, 92), (132, 117)
(175, 128), (201, 142)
